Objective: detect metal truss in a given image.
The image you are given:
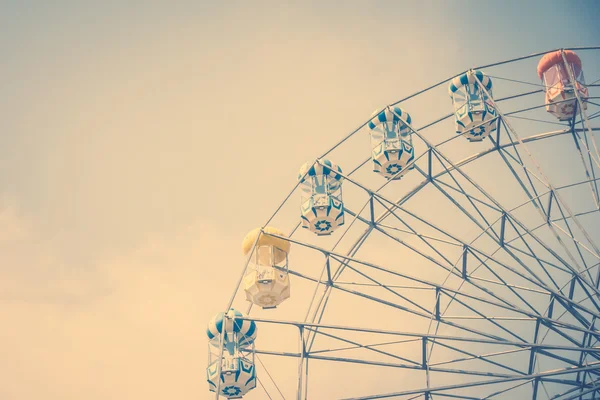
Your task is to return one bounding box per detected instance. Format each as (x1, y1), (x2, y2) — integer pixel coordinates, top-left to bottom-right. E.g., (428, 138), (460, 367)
(216, 46), (600, 400)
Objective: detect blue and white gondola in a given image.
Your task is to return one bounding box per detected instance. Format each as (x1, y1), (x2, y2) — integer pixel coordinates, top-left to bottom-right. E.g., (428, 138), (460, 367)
(448, 70), (497, 141)
(206, 309), (257, 398)
(298, 159), (345, 235)
(368, 107), (415, 179)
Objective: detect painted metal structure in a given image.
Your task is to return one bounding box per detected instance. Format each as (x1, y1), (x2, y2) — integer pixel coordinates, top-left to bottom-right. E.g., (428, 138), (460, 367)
(210, 47), (600, 399)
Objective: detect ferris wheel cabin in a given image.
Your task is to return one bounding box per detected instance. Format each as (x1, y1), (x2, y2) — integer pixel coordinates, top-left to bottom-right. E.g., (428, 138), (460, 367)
(368, 107), (415, 179)
(448, 70), (497, 141)
(242, 227), (291, 309)
(537, 50), (588, 121)
(206, 309), (257, 398)
(298, 159), (345, 235)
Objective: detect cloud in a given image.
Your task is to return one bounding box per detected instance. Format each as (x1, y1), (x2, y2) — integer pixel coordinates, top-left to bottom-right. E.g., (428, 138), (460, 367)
(0, 203), (241, 400)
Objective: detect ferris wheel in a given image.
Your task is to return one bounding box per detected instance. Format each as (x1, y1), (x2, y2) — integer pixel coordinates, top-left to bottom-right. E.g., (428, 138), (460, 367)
(206, 47), (600, 400)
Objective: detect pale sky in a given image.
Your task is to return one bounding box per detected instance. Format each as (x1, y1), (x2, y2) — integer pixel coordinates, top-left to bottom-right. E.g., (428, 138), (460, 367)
(1, 1), (599, 399)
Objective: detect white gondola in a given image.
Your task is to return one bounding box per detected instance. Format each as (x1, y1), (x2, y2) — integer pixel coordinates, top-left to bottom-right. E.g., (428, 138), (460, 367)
(298, 159), (345, 235)
(242, 227), (291, 309)
(537, 50), (588, 121)
(206, 309), (257, 398)
(448, 70), (497, 141)
(368, 107), (415, 179)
